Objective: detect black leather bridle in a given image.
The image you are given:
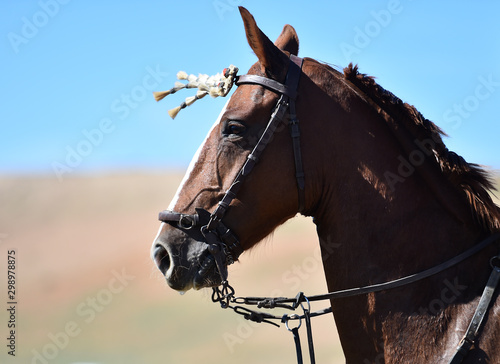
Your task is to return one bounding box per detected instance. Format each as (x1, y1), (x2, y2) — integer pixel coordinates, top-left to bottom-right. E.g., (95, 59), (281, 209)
(158, 55), (305, 283)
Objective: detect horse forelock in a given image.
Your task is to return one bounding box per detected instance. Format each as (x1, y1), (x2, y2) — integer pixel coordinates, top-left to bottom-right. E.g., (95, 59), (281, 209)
(341, 63), (500, 232)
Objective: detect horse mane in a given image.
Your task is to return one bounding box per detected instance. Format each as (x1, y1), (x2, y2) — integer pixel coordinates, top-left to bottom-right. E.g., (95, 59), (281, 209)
(342, 63), (500, 233)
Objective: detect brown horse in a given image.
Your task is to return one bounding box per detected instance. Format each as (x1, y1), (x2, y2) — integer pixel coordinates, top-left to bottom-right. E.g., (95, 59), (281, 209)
(152, 7), (500, 363)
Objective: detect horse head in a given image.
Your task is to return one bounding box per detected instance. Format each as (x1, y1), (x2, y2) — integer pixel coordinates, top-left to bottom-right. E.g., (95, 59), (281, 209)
(152, 7), (310, 292)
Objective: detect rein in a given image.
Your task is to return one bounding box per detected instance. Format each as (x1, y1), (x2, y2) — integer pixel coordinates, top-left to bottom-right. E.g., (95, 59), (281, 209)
(156, 57), (500, 363)
(211, 233), (500, 364)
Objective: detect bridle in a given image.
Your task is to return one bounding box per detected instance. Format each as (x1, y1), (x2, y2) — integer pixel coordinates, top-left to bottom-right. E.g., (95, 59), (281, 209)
(157, 55), (500, 364)
(158, 54), (305, 283)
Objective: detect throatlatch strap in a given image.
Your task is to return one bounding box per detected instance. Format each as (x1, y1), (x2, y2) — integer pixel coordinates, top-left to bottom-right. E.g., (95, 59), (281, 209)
(287, 55), (305, 212)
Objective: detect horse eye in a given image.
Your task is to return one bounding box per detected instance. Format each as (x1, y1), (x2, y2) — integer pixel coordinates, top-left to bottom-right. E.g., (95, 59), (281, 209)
(225, 121), (246, 136)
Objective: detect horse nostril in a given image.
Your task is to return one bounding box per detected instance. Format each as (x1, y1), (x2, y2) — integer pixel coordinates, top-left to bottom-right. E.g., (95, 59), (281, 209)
(154, 245), (170, 275)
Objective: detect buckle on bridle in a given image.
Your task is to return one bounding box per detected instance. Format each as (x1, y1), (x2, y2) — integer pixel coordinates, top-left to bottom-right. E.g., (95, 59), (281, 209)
(178, 214), (198, 229)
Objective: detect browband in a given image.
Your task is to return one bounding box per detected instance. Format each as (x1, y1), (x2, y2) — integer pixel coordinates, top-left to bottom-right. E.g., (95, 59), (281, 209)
(236, 75), (297, 99)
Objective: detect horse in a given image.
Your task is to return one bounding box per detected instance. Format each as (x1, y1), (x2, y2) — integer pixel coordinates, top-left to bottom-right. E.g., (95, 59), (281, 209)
(151, 6), (500, 363)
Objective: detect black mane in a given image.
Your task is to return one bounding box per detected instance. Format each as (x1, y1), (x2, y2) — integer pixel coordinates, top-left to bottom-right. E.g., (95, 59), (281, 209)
(343, 63), (500, 232)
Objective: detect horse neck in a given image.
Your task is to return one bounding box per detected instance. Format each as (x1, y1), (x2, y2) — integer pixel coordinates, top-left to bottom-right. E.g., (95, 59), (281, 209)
(301, 74), (485, 286)
(313, 174), (493, 362)
(312, 142), (483, 291)
(303, 74), (498, 361)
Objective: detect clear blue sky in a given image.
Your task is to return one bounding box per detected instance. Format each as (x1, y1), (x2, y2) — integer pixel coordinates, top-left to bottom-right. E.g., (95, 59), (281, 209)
(2, 1), (499, 180)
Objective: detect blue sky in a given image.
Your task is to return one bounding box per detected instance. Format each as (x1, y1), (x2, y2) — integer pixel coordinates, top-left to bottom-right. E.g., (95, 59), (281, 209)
(1, 1), (499, 180)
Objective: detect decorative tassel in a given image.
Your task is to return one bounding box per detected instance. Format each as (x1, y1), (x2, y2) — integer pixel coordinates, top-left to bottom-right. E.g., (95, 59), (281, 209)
(185, 95), (197, 106)
(198, 74), (209, 84)
(187, 74), (198, 82)
(196, 90), (208, 99)
(198, 83), (210, 92)
(168, 105), (182, 119)
(154, 64), (239, 118)
(184, 90), (209, 107)
(153, 91), (170, 102)
(176, 71), (188, 80)
(153, 81), (187, 102)
(208, 87), (220, 98)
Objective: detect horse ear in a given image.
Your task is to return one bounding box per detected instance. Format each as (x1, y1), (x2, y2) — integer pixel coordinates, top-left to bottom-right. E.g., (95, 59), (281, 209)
(238, 6), (296, 79)
(275, 24), (299, 56)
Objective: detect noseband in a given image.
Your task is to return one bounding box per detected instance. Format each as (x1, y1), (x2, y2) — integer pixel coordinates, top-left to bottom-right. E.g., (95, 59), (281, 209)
(158, 55), (305, 282)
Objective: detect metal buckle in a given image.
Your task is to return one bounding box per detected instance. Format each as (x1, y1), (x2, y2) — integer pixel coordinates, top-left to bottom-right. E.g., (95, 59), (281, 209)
(178, 214), (197, 229)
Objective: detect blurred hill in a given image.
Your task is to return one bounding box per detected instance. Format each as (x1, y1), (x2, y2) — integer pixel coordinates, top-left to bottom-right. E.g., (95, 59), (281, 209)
(0, 172), (342, 364)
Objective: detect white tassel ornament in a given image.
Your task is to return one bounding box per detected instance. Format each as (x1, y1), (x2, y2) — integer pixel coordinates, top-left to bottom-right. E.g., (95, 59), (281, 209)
(176, 71), (188, 80)
(168, 106), (182, 119)
(153, 65), (239, 119)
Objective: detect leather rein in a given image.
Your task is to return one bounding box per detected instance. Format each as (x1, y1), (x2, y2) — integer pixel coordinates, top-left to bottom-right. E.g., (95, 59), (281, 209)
(158, 55), (500, 364)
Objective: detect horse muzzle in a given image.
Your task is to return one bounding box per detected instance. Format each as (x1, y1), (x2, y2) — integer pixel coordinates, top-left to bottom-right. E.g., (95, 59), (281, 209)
(152, 231), (222, 291)
(152, 208), (243, 291)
